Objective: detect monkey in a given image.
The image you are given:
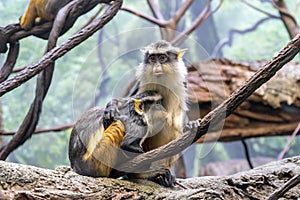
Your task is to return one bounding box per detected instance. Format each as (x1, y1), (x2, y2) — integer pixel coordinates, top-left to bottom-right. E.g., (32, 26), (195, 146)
(136, 40), (188, 147)
(135, 40), (189, 186)
(20, 0), (72, 30)
(68, 91), (169, 179)
(103, 40), (190, 187)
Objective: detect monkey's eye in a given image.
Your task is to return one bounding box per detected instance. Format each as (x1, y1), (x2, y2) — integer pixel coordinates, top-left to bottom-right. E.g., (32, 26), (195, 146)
(158, 54), (168, 63)
(148, 55), (157, 63)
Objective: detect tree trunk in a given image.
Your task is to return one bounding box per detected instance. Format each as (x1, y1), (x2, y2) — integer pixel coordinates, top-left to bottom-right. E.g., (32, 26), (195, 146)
(0, 156), (299, 199)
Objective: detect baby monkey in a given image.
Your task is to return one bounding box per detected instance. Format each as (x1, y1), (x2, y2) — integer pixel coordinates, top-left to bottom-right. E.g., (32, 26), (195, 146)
(69, 91), (169, 184)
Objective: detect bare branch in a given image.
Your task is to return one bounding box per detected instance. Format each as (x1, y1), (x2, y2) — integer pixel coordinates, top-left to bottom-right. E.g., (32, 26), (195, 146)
(292, 0), (300, 15)
(277, 121), (300, 160)
(11, 67), (26, 74)
(212, 17), (275, 58)
(242, 0), (279, 18)
(172, 0), (194, 24)
(147, 0), (164, 20)
(272, 0), (299, 38)
(79, 4), (106, 30)
(196, 122), (300, 143)
(0, 124), (73, 136)
(0, 42), (19, 83)
(121, 7), (167, 26)
(241, 138), (253, 169)
(172, 0), (223, 45)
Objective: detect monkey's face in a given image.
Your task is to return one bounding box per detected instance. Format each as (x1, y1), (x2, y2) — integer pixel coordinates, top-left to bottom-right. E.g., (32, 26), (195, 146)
(137, 41), (187, 85)
(144, 52), (178, 76)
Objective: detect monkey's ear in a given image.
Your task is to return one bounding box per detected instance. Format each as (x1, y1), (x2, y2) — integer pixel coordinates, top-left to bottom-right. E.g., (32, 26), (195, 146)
(177, 48), (187, 60)
(132, 98), (144, 115)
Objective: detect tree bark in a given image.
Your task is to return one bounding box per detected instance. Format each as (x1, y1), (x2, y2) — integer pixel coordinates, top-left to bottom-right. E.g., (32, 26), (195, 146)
(0, 156), (299, 199)
(186, 58), (300, 143)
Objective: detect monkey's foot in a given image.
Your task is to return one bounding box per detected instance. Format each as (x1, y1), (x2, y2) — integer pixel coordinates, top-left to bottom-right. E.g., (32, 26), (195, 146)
(120, 142), (144, 154)
(148, 168), (175, 187)
(103, 99), (120, 129)
(184, 119), (201, 132)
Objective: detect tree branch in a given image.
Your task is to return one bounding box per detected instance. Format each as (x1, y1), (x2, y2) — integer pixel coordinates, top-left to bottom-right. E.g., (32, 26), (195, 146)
(118, 33), (300, 172)
(212, 17), (276, 58)
(120, 7), (167, 26)
(0, 124), (73, 136)
(0, 0), (122, 97)
(172, 0), (194, 24)
(241, 0), (280, 18)
(0, 42), (19, 83)
(147, 0), (165, 20)
(272, 0), (299, 38)
(0, 0), (79, 160)
(196, 122), (300, 143)
(0, 0), (115, 54)
(172, 0), (223, 45)
(0, 0), (123, 160)
(277, 121), (300, 160)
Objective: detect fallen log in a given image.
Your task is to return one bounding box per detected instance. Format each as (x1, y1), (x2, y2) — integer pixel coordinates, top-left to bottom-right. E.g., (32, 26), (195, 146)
(0, 156), (299, 199)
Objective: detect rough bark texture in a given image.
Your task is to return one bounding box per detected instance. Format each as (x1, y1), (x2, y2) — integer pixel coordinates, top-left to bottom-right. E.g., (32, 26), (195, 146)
(186, 59), (300, 143)
(0, 156), (300, 199)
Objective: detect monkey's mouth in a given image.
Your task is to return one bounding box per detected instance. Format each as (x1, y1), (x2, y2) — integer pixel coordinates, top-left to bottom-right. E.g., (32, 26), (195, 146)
(153, 71), (164, 76)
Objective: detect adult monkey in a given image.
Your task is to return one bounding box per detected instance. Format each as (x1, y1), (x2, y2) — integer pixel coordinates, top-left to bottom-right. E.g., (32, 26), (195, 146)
(70, 41), (196, 187)
(105, 40), (196, 187)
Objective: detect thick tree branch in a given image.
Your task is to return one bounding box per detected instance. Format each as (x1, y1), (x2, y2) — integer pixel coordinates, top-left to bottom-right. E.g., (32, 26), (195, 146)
(118, 33), (300, 172)
(0, 0), (122, 97)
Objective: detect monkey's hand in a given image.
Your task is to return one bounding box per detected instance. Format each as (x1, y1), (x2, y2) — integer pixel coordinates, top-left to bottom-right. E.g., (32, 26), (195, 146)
(120, 137), (144, 154)
(148, 168), (175, 187)
(184, 119), (201, 133)
(103, 98), (120, 129)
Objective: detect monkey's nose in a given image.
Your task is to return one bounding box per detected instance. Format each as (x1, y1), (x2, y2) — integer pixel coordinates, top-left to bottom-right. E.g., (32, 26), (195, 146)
(153, 65), (164, 75)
